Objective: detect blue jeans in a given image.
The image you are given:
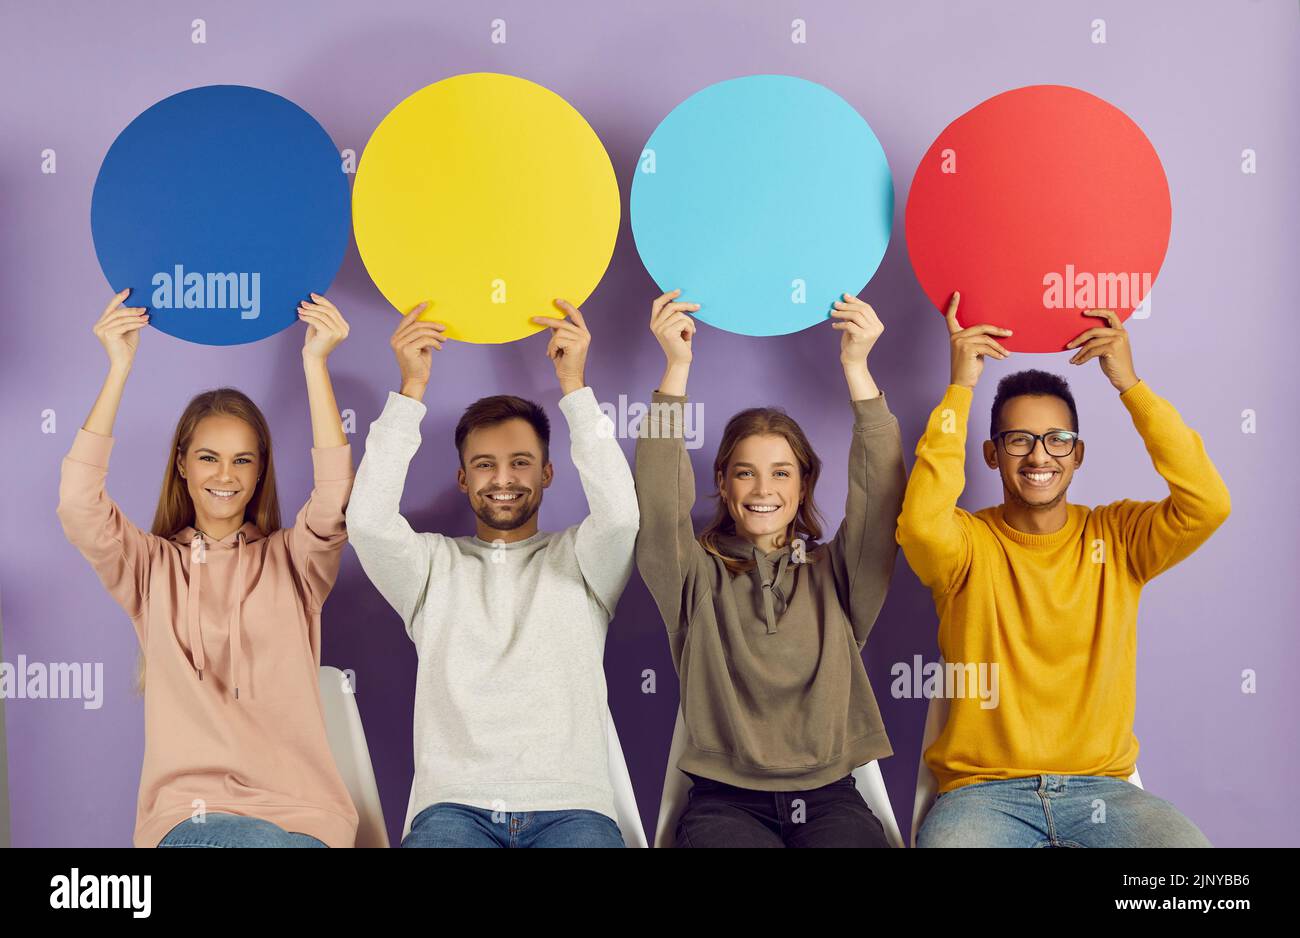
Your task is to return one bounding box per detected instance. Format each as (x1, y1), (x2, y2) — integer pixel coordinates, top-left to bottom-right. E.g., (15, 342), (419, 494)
(157, 812), (328, 848)
(917, 774), (1211, 848)
(401, 802), (625, 848)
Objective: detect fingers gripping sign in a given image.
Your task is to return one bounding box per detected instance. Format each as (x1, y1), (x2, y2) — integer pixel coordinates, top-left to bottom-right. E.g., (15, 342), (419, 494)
(390, 302), (449, 401)
(830, 292), (884, 363)
(530, 299), (592, 394)
(297, 292), (351, 362)
(650, 289), (699, 365)
(93, 288), (151, 370)
(1064, 308), (1140, 393)
(945, 291), (1014, 389)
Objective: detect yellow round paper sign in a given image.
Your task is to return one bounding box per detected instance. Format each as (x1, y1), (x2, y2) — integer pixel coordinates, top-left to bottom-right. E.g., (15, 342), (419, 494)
(353, 73), (620, 343)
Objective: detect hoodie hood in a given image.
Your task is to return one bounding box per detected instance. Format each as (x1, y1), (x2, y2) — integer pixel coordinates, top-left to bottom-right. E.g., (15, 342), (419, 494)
(169, 521), (266, 699)
(715, 532), (797, 635)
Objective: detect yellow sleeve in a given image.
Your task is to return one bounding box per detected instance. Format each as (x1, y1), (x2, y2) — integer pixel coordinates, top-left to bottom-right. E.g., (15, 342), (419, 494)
(896, 384), (975, 594)
(1100, 380), (1231, 583)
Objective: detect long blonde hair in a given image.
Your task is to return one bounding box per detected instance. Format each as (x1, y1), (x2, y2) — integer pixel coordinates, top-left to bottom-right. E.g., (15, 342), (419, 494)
(134, 389), (281, 692)
(698, 406), (826, 575)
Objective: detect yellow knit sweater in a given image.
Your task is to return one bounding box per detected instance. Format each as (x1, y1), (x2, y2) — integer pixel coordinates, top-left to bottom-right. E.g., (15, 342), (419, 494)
(896, 381), (1231, 793)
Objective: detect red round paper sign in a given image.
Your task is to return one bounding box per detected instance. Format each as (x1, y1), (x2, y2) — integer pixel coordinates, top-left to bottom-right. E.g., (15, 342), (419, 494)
(905, 85), (1171, 353)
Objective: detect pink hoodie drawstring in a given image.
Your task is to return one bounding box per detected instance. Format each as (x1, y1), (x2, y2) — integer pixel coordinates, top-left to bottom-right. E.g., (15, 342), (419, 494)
(186, 527), (248, 700)
(231, 530), (246, 700)
(187, 532), (205, 678)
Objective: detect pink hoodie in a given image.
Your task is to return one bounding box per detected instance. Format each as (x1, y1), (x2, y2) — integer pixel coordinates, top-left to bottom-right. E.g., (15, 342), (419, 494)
(56, 427), (360, 848)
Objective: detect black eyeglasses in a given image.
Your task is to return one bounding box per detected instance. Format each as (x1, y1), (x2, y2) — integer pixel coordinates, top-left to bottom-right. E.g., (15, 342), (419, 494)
(993, 429), (1079, 457)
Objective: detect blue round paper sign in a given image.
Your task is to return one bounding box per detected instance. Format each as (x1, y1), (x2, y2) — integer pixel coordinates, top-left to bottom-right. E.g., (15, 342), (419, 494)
(631, 75), (894, 337)
(90, 85), (350, 346)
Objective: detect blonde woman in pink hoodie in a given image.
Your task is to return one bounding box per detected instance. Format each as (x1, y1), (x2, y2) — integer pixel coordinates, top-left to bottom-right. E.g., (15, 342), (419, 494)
(56, 288), (360, 848)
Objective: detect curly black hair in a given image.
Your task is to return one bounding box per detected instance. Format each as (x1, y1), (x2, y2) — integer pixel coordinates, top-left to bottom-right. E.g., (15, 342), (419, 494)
(989, 370), (1079, 440)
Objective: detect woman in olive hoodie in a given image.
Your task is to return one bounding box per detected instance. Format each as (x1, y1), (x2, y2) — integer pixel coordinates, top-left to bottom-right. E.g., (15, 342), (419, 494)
(56, 289), (358, 847)
(635, 289), (906, 848)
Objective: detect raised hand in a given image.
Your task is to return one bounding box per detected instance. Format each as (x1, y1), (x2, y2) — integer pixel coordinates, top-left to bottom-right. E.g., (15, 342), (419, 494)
(390, 302), (447, 401)
(530, 298), (591, 395)
(298, 293), (350, 361)
(93, 288), (149, 370)
(831, 292), (884, 364)
(945, 291), (1012, 388)
(650, 289), (698, 365)
(650, 289), (698, 397)
(1064, 308), (1139, 393)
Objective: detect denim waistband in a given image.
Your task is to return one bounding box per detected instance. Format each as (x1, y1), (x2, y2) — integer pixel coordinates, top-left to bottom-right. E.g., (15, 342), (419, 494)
(954, 774), (1130, 795)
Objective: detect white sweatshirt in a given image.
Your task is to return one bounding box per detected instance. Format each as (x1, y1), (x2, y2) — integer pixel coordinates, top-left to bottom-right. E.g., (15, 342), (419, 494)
(346, 387), (638, 833)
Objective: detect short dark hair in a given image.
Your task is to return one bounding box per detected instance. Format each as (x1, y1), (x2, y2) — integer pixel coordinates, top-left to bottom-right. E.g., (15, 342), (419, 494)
(989, 370), (1079, 440)
(455, 395), (551, 466)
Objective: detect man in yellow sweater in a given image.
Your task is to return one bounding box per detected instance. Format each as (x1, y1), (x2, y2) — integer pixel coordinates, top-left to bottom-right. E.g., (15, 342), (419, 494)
(897, 293), (1230, 847)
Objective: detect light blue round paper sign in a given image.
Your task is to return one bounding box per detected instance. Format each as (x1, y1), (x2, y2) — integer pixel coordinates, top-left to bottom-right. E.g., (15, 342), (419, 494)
(631, 75), (893, 336)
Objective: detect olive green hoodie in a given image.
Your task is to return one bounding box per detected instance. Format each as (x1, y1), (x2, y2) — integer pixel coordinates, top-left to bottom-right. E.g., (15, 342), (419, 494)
(634, 389), (906, 790)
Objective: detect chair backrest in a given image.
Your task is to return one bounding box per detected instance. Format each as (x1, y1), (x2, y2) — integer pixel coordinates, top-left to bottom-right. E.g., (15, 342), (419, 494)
(656, 705), (904, 847)
(654, 708), (692, 847)
(0, 608), (9, 848)
(318, 666), (389, 848)
(605, 707), (650, 848)
(911, 693), (1143, 846)
(852, 759), (906, 848)
(910, 692), (949, 847)
(399, 705), (649, 847)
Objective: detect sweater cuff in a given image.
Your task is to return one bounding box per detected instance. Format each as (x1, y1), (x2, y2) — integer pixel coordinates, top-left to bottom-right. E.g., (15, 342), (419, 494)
(67, 427), (114, 468)
(651, 389), (688, 404)
(1119, 379), (1159, 419)
(311, 443), (354, 482)
(559, 385), (617, 444)
(377, 390), (427, 428)
(850, 391), (893, 429)
(644, 390), (689, 439)
(558, 384), (599, 422)
(941, 383), (974, 415)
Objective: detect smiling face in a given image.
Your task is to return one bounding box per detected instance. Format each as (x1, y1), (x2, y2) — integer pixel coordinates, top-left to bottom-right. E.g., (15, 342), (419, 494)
(716, 433), (805, 552)
(457, 418), (552, 537)
(983, 394), (1084, 511)
(177, 414), (261, 533)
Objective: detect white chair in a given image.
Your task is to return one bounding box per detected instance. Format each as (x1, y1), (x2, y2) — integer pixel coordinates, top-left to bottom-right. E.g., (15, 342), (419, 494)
(606, 707), (651, 848)
(319, 665), (390, 848)
(910, 693), (1143, 847)
(399, 706), (650, 848)
(654, 705), (905, 848)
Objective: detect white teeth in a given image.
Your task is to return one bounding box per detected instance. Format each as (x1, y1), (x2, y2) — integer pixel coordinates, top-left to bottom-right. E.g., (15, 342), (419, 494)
(1022, 472), (1055, 483)
(207, 489), (237, 497)
(745, 505), (778, 512)
(489, 493), (522, 501)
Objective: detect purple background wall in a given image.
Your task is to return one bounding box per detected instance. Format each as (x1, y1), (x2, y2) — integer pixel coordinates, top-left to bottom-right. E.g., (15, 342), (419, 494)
(2, 0), (1295, 847)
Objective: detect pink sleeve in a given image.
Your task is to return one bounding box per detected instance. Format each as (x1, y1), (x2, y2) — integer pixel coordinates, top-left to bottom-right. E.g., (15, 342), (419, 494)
(56, 428), (157, 630)
(287, 443), (354, 613)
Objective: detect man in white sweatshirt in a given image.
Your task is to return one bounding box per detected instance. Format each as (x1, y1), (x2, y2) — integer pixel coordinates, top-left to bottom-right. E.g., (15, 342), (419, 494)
(347, 299), (639, 848)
